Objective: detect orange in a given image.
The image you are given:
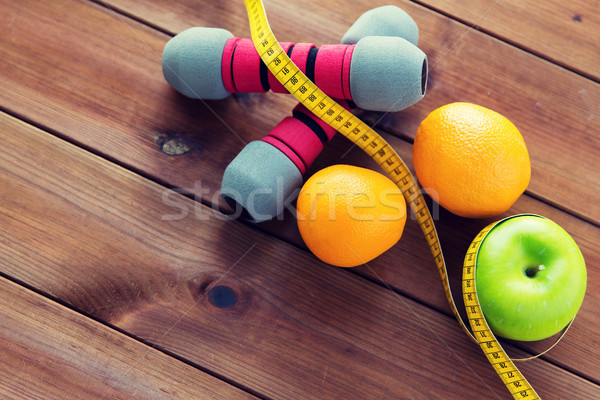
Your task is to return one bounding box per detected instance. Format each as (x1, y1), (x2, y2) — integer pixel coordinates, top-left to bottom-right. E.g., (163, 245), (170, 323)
(296, 165), (407, 268)
(412, 102), (530, 218)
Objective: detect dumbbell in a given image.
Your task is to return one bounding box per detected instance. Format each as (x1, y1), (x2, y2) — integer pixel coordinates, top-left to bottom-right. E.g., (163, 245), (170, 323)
(218, 6), (425, 222)
(162, 11), (426, 112)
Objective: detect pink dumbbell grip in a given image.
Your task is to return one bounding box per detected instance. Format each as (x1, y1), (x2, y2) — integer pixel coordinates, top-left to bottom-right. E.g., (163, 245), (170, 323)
(261, 101), (352, 174)
(221, 38), (356, 100)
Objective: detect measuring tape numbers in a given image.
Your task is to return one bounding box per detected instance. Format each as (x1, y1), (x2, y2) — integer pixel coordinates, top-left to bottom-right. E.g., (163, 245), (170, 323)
(463, 219), (540, 398)
(242, 0), (540, 398)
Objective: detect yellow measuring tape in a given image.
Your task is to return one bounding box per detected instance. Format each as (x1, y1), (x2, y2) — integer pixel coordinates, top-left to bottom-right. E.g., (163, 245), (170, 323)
(463, 217), (541, 399)
(242, 0), (539, 397)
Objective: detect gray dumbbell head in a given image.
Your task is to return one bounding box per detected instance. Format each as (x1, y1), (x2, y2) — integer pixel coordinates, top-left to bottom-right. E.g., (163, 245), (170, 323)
(341, 5), (419, 46)
(221, 141), (303, 222)
(162, 27), (232, 99)
(350, 36), (427, 112)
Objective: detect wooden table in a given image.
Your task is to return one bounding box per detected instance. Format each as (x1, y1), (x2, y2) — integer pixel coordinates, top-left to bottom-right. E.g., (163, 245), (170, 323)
(1, 0), (598, 398)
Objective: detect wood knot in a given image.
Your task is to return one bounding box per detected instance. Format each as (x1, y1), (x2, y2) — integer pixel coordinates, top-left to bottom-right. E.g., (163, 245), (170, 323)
(188, 275), (247, 313)
(155, 133), (192, 156)
(207, 285), (238, 309)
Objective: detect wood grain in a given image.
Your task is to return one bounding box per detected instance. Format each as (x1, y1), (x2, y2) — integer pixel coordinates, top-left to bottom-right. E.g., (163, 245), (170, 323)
(0, 278), (259, 400)
(0, 0), (598, 225)
(1, 0), (598, 398)
(413, 0), (600, 80)
(1, 112), (598, 399)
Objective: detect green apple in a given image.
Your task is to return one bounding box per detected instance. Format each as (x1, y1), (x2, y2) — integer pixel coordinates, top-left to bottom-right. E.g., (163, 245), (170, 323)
(475, 214), (587, 341)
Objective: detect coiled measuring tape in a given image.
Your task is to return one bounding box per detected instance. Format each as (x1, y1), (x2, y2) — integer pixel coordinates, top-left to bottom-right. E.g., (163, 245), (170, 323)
(242, 0), (539, 397)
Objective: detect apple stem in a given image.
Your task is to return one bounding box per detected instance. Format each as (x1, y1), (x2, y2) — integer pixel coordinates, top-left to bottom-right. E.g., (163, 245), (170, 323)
(525, 264), (546, 278)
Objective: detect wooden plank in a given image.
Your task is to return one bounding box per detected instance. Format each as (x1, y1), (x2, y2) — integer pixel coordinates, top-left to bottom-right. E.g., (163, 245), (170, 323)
(0, 0), (597, 225)
(1, 0), (599, 383)
(0, 279), (259, 399)
(412, 0), (600, 80)
(1, 112), (598, 398)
